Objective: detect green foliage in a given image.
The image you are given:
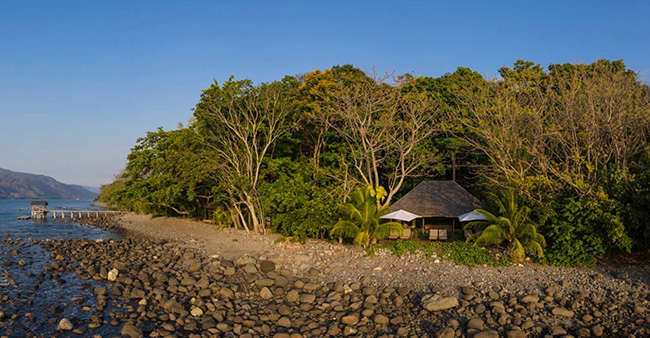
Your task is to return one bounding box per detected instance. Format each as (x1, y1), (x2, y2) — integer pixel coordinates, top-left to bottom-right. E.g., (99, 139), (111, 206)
(100, 60), (650, 266)
(366, 241), (513, 267)
(330, 185), (403, 247)
(465, 190), (546, 261)
(193, 76), (295, 233)
(260, 158), (339, 239)
(606, 165), (650, 251)
(542, 194), (632, 267)
(98, 126), (218, 218)
(211, 207), (232, 229)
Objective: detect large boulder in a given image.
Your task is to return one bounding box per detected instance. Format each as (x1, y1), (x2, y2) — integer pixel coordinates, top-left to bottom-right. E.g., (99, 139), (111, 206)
(421, 294), (459, 312)
(235, 255), (257, 266)
(120, 323), (143, 338)
(260, 260), (276, 273)
(552, 307), (574, 317)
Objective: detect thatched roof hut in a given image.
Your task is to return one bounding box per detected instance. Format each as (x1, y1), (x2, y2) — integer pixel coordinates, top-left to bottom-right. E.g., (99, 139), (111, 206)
(390, 181), (481, 234)
(391, 181), (481, 217)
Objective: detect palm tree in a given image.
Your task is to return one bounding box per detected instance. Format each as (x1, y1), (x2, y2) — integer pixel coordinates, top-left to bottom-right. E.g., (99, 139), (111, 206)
(464, 190), (546, 261)
(331, 186), (403, 247)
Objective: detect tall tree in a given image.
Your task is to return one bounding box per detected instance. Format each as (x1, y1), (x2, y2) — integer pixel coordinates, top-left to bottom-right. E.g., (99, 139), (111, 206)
(194, 78), (292, 234)
(455, 59), (650, 200)
(312, 67), (445, 208)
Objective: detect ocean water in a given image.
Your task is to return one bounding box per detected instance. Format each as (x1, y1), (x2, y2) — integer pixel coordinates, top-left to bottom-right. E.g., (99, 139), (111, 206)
(0, 199), (122, 337)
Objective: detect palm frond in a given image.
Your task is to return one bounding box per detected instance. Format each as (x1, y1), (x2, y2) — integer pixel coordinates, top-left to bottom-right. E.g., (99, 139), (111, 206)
(330, 220), (360, 239)
(474, 224), (507, 246)
(465, 232), (482, 244)
(533, 232), (546, 248)
(476, 208), (499, 223)
(525, 241), (544, 258)
(509, 239), (525, 261)
(354, 232), (370, 247)
(476, 189), (546, 260)
(374, 221), (403, 239)
(464, 220), (489, 230)
(376, 205), (393, 218)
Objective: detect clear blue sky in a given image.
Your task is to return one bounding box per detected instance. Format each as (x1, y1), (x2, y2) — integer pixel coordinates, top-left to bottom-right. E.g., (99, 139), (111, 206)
(1, 1), (649, 187)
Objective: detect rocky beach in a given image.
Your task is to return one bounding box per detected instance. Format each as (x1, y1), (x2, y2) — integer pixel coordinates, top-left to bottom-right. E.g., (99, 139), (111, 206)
(1, 213), (649, 338)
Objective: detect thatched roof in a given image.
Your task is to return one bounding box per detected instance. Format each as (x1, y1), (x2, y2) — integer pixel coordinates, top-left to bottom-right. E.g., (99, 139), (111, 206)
(31, 201), (48, 206)
(390, 181), (481, 217)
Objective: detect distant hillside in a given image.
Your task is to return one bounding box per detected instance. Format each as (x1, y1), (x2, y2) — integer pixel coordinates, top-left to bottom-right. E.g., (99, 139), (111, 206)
(82, 186), (101, 194)
(0, 168), (97, 199)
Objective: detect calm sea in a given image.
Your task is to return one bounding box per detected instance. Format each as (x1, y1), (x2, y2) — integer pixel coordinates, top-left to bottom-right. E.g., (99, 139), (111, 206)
(0, 199), (122, 337)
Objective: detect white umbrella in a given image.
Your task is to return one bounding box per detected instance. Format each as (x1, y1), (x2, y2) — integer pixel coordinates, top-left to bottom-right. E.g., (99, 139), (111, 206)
(380, 209), (420, 222)
(457, 210), (488, 222)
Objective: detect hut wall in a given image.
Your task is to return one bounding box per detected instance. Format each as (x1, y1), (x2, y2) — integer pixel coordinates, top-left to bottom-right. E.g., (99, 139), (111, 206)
(421, 217), (456, 233)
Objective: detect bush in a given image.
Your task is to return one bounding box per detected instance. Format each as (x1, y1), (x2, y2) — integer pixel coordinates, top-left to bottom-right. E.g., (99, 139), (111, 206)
(366, 241), (513, 267)
(261, 158), (339, 239)
(542, 195), (632, 267)
(607, 167), (650, 251)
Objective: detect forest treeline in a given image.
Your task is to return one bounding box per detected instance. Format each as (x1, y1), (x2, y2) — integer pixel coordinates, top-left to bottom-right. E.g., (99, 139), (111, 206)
(98, 60), (650, 266)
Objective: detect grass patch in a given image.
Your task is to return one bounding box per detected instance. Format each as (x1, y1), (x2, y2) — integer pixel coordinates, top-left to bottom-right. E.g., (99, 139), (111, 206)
(366, 241), (514, 267)
(273, 236), (306, 244)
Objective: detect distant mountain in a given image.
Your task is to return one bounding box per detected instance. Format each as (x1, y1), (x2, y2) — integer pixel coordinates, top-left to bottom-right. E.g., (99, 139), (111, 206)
(0, 168), (97, 199)
(82, 186), (101, 194)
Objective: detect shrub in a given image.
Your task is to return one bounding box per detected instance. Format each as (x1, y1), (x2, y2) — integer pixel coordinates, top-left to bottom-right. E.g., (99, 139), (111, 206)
(542, 195), (632, 267)
(366, 241), (513, 267)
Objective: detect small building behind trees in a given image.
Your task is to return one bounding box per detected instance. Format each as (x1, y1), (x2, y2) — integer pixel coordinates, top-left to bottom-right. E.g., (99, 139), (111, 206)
(390, 181), (481, 236)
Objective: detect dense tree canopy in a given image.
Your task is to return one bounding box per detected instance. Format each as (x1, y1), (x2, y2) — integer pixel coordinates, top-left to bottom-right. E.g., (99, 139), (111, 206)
(100, 60), (650, 266)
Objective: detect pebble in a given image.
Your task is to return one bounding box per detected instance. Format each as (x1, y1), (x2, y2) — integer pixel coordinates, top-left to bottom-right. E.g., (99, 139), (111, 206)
(56, 318), (73, 331)
(552, 307), (575, 317)
(549, 326), (568, 336)
(341, 314), (359, 325)
(437, 327), (455, 338)
(107, 268), (119, 281)
(260, 287), (273, 299)
(468, 318), (484, 330)
(374, 314), (389, 325)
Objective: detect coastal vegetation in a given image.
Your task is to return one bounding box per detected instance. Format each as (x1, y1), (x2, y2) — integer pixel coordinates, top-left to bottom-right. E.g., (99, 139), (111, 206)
(464, 190), (546, 261)
(330, 185), (403, 247)
(99, 59), (650, 266)
(366, 240), (514, 267)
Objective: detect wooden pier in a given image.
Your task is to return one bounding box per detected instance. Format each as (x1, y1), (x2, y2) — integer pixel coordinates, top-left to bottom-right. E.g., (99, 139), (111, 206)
(17, 201), (123, 220)
(49, 210), (122, 219)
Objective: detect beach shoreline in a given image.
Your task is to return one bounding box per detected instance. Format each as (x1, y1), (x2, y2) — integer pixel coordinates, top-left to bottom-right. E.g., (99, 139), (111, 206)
(2, 213), (647, 337)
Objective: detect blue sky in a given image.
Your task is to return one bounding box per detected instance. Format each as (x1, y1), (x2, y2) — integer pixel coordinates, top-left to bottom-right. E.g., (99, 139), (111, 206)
(1, 1), (649, 187)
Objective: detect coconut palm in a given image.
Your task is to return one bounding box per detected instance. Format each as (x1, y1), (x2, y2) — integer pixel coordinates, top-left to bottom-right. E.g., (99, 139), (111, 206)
(464, 190), (546, 260)
(330, 185), (403, 247)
